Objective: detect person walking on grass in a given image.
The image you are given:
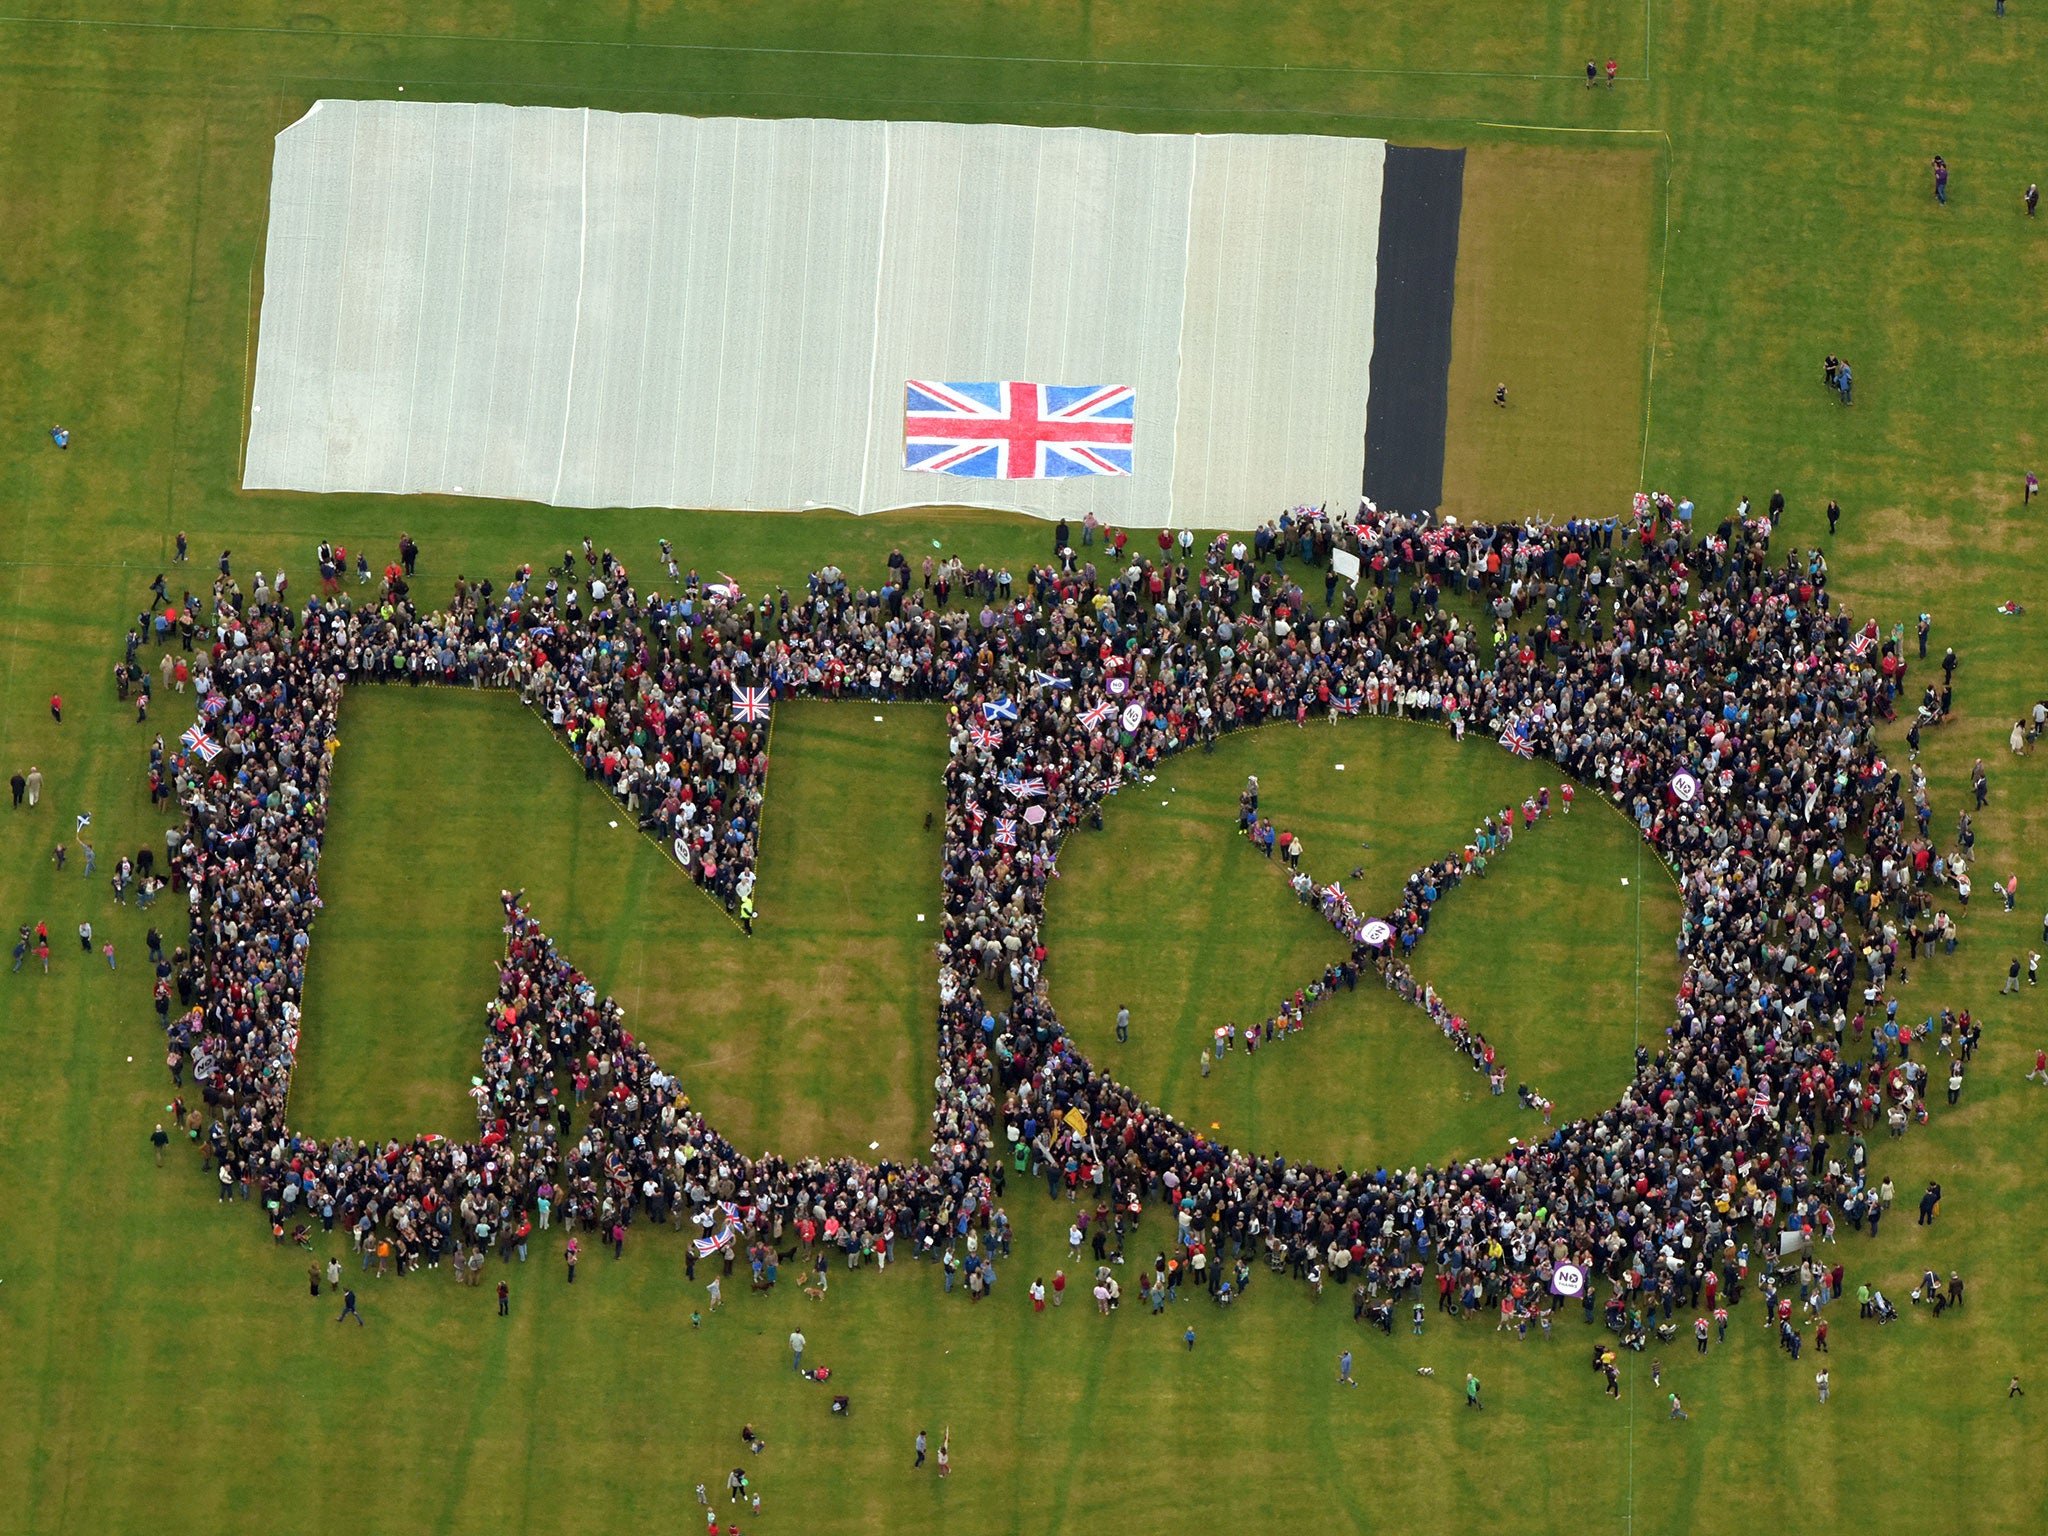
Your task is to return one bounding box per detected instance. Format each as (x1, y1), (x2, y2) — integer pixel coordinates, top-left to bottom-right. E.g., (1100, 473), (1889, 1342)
(1116, 1005), (1130, 1044)
(2028, 183), (2039, 217)
(1339, 1350), (1356, 1387)
(1465, 1372), (1482, 1409)
(1933, 154), (1949, 205)
(151, 1123), (169, 1166)
(337, 1287), (362, 1325)
(791, 1329), (806, 1373)
(1668, 1391), (1688, 1421)
(1816, 1370), (1830, 1404)
(915, 1429), (928, 1468)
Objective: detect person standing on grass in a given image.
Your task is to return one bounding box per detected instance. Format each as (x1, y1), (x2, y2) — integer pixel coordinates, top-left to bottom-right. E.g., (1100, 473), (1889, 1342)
(1827, 499), (1842, 536)
(1495, 382), (1508, 409)
(1606, 58), (1617, 86)
(915, 1429), (927, 1468)
(49, 694), (61, 724)
(1586, 60), (1597, 88)
(1116, 1004), (1129, 1044)
(151, 1123), (169, 1166)
(497, 1279), (510, 1316)
(1837, 361), (1853, 406)
(2029, 471), (2040, 506)
(1816, 1370), (1830, 1405)
(1338, 1350), (1356, 1387)
(1465, 1372), (1482, 1409)
(790, 1329), (806, 1372)
(1933, 155), (1949, 205)
(936, 1428), (951, 1478)
(2028, 183), (2039, 217)
(24, 765), (39, 807)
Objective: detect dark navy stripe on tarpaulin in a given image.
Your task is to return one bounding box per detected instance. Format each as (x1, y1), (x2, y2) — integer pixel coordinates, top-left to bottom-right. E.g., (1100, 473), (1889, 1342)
(1362, 146), (1465, 515)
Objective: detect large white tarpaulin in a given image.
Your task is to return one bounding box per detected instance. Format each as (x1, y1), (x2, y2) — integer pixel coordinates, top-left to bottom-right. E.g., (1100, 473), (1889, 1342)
(244, 102), (1385, 530)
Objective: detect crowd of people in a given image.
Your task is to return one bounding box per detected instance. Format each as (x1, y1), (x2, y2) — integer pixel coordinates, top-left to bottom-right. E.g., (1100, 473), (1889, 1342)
(146, 498), (1978, 1353)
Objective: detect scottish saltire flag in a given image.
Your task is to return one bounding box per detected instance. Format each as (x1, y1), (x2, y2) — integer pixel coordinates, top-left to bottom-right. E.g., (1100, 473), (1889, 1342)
(731, 687), (772, 723)
(180, 725), (222, 763)
(904, 382), (1134, 479)
(1499, 721), (1534, 759)
(1029, 669), (1072, 691)
(982, 697), (1020, 723)
(1079, 700), (1116, 730)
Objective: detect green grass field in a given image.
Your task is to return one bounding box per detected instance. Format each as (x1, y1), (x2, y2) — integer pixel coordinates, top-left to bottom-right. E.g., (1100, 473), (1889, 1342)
(6, 2), (2048, 1532)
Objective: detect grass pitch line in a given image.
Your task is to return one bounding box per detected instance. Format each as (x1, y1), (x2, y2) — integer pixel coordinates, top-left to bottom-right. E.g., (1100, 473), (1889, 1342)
(0, 14), (1609, 82)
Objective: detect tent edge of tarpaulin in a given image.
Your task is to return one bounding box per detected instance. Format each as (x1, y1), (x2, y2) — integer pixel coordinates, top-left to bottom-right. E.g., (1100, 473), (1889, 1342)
(284, 97), (1388, 150)
(242, 98), (349, 493)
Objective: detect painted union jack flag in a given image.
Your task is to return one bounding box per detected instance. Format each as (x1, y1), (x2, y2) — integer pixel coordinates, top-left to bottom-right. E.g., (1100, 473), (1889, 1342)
(180, 725), (221, 763)
(904, 381), (1134, 480)
(731, 687), (772, 724)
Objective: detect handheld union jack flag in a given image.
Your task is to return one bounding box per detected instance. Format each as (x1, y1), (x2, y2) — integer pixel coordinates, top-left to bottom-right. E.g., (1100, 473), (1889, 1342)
(993, 817), (1019, 848)
(731, 687), (772, 724)
(1003, 777), (1047, 800)
(981, 697), (1020, 724)
(904, 382), (1134, 480)
(1331, 695), (1361, 715)
(180, 725), (221, 763)
(1499, 720), (1535, 758)
(967, 720), (1000, 750)
(1079, 700), (1116, 730)
(692, 1200), (745, 1258)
